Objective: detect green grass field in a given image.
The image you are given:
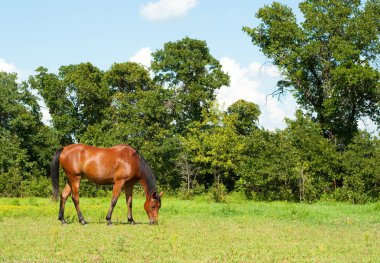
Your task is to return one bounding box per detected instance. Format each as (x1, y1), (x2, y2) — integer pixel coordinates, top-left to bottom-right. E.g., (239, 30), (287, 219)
(0, 195), (379, 262)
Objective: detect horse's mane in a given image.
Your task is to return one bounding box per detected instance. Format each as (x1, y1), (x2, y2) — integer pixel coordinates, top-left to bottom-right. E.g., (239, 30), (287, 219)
(139, 155), (158, 196)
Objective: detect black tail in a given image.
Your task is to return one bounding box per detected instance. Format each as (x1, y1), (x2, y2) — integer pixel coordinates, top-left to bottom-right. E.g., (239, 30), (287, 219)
(51, 148), (64, 201)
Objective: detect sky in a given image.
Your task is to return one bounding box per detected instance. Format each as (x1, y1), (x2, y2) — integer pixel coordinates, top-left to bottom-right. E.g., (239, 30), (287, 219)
(0, 0), (312, 130)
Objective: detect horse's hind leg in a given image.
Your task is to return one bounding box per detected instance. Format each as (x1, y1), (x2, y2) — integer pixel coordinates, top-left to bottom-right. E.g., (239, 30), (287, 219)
(106, 179), (125, 225)
(125, 184), (136, 225)
(58, 183), (71, 224)
(69, 175), (87, 225)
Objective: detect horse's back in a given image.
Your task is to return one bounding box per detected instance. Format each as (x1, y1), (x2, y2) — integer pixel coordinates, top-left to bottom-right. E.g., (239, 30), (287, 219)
(59, 144), (140, 184)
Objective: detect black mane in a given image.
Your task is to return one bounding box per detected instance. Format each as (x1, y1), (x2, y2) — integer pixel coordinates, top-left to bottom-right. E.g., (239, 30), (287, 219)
(139, 155), (157, 196)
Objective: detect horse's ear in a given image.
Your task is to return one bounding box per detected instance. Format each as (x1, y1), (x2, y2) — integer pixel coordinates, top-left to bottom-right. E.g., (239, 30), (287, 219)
(151, 191), (163, 200)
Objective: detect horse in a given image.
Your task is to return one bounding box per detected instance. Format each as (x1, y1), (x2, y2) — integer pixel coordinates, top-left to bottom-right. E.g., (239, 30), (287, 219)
(51, 143), (163, 225)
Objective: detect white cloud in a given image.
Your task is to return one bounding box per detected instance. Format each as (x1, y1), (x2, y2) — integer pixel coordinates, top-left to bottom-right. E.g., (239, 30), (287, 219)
(140, 0), (197, 21)
(248, 61), (281, 78)
(217, 57), (298, 130)
(0, 58), (18, 73)
(39, 104), (52, 124)
(129, 47), (152, 68)
(358, 117), (378, 134)
(0, 58), (33, 81)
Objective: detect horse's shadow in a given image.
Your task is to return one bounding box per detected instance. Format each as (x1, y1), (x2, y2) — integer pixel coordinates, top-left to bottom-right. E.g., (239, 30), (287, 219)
(61, 218), (151, 226)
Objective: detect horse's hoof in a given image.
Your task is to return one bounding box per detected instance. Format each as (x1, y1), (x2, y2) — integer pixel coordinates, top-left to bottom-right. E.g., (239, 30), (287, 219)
(81, 220), (88, 225)
(61, 221), (68, 225)
(107, 221), (113, 226)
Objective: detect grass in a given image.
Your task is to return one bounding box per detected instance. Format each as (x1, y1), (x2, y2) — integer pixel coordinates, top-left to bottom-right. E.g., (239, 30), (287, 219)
(0, 195), (379, 262)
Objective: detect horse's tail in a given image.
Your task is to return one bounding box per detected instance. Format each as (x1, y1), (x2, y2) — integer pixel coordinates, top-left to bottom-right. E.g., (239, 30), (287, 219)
(51, 147), (64, 201)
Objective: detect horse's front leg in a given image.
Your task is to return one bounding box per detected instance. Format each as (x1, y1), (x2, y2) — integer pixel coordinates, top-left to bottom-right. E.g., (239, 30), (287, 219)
(106, 179), (125, 225)
(125, 184), (136, 225)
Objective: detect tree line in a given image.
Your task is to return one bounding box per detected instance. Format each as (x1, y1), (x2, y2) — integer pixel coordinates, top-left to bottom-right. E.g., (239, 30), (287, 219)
(1, 0), (379, 203)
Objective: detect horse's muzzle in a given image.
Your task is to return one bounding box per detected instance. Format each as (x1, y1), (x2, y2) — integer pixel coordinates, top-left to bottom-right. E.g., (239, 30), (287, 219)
(149, 218), (158, 225)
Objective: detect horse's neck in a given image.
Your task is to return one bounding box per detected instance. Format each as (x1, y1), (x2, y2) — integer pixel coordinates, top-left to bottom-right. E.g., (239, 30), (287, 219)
(139, 174), (156, 200)
(139, 177), (150, 199)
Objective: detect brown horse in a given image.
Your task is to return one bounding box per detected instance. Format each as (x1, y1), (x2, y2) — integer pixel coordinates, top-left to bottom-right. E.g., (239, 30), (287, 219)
(51, 143), (163, 225)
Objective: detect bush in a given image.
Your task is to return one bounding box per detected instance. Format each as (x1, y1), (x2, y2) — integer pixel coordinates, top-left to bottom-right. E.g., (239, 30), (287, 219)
(0, 168), (23, 197)
(332, 187), (370, 204)
(208, 181), (227, 203)
(177, 181), (205, 200)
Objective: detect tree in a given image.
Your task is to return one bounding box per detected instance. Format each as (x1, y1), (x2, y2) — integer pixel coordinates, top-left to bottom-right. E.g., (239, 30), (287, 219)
(175, 151), (201, 199)
(151, 37), (230, 133)
(1, 72), (58, 172)
(30, 63), (110, 144)
(238, 110), (341, 202)
(0, 128), (29, 197)
(104, 62), (152, 93)
(243, 0), (380, 145)
(0, 72), (57, 196)
(226, 99), (261, 135)
(238, 127), (299, 201)
(181, 105), (245, 194)
(284, 110), (339, 201)
(340, 131), (380, 203)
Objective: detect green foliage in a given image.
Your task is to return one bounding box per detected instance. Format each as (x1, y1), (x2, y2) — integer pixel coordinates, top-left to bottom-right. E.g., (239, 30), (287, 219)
(30, 63), (110, 144)
(243, 0), (380, 144)
(207, 181), (227, 203)
(0, 72), (58, 197)
(19, 176), (51, 197)
(176, 151), (202, 200)
(239, 129), (299, 201)
(339, 131), (380, 203)
(1, 35), (379, 203)
(151, 37), (230, 133)
(177, 181), (205, 200)
(104, 62), (152, 92)
(239, 111), (341, 202)
(180, 104), (244, 191)
(284, 111), (340, 201)
(226, 99), (261, 136)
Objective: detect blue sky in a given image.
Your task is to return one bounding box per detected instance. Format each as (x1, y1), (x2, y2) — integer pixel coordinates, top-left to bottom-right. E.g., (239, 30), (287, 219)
(1, 1), (301, 69)
(1, 0), (304, 129)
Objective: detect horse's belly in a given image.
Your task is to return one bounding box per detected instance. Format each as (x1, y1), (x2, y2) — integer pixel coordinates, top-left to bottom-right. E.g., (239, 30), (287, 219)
(82, 162), (114, 184)
(83, 174), (114, 184)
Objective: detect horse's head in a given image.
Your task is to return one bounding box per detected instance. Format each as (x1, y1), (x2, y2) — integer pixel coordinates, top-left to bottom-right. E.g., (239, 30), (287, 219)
(144, 191), (163, 224)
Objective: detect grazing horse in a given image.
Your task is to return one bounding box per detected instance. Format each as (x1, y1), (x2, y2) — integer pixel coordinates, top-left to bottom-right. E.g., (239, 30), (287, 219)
(51, 143), (163, 225)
